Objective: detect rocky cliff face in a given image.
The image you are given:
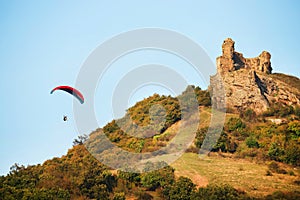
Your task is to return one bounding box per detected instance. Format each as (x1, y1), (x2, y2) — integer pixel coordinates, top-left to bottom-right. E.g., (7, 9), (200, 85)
(211, 38), (300, 114)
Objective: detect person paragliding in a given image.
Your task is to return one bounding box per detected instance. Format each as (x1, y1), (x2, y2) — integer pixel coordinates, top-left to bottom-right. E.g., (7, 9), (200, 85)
(51, 85), (84, 121)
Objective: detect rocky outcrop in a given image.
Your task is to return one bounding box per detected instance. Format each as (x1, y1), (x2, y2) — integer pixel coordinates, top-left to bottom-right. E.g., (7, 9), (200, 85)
(211, 38), (300, 114)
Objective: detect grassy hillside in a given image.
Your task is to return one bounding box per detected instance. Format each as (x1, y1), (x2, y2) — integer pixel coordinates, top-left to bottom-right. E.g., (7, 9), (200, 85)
(1, 85), (300, 199)
(172, 153), (300, 198)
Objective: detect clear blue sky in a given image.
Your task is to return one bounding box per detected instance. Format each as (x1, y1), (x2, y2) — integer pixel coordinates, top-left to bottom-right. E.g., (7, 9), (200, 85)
(1, 0), (299, 175)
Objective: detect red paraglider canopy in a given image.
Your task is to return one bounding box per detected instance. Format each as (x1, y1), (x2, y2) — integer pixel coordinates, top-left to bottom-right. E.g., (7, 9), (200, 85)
(50, 86), (84, 104)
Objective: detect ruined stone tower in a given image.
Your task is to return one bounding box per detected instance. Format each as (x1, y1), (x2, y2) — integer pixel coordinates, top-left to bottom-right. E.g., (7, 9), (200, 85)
(210, 38), (300, 114)
(217, 38), (272, 75)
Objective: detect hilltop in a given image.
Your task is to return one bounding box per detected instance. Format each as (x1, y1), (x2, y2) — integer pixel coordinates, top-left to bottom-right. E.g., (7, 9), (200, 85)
(1, 39), (300, 199)
(211, 38), (300, 114)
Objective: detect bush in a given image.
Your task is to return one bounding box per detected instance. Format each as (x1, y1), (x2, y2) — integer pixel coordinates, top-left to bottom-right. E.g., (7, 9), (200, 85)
(113, 192), (126, 200)
(268, 161), (287, 174)
(141, 172), (161, 191)
(211, 131), (227, 152)
(226, 118), (246, 132)
(237, 147), (258, 158)
(263, 103), (294, 117)
(194, 86), (211, 106)
(295, 105), (300, 117)
(103, 120), (120, 134)
(141, 165), (175, 191)
(245, 136), (259, 148)
(211, 131), (238, 153)
(162, 177), (196, 200)
(134, 190), (153, 200)
(287, 121), (300, 139)
(283, 141), (300, 166)
(267, 142), (284, 161)
(118, 170), (140, 185)
(195, 127), (208, 148)
(192, 184), (246, 200)
(240, 109), (256, 122)
(265, 190), (300, 200)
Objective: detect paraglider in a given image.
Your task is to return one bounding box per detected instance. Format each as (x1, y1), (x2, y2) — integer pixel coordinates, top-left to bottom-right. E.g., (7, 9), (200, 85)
(51, 85), (84, 122)
(50, 86), (84, 104)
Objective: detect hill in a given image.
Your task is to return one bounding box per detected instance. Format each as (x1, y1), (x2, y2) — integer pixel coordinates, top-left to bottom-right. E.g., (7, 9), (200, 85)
(1, 88), (300, 199)
(1, 38), (300, 199)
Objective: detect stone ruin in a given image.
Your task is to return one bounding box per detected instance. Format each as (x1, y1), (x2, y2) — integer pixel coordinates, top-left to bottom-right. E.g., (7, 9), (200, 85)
(217, 38), (272, 75)
(211, 38), (300, 114)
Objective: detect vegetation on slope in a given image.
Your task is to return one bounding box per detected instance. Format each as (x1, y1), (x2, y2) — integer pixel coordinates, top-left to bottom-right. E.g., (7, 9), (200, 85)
(194, 111), (300, 166)
(1, 84), (300, 199)
(271, 73), (300, 91)
(95, 86), (210, 154)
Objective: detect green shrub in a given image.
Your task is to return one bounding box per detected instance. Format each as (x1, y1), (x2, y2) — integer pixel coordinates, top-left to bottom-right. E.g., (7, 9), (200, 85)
(265, 190), (300, 200)
(141, 172), (161, 191)
(194, 86), (211, 106)
(113, 192), (126, 200)
(283, 141), (300, 166)
(192, 184), (245, 200)
(287, 121), (300, 139)
(211, 131), (238, 153)
(141, 165), (175, 191)
(103, 120), (120, 134)
(263, 103), (294, 117)
(226, 118), (246, 132)
(240, 109), (256, 122)
(163, 177), (196, 200)
(295, 105), (300, 117)
(118, 170), (140, 185)
(245, 136), (259, 148)
(237, 147), (258, 158)
(211, 131), (227, 152)
(267, 142), (284, 161)
(195, 127), (208, 148)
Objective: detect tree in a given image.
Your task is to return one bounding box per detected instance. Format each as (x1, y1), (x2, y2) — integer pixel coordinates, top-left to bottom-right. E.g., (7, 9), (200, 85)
(163, 177), (196, 200)
(141, 165), (175, 191)
(72, 134), (88, 146)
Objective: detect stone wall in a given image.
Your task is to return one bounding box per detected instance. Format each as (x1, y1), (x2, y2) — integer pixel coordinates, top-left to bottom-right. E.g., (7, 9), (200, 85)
(211, 38), (300, 114)
(217, 38), (272, 75)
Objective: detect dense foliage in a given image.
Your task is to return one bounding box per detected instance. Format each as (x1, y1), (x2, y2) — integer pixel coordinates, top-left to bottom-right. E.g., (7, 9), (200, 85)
(195, 114), (300, 166)
(0, 145), (115, 199)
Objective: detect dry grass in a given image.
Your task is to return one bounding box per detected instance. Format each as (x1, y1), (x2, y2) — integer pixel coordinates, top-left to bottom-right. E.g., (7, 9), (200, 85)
(171, 152), (300, 198)
(271, 73), (300, 91)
